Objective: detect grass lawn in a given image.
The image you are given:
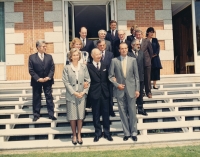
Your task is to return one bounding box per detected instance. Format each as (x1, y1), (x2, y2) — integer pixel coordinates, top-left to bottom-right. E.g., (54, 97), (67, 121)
(1, 145), (200, 157)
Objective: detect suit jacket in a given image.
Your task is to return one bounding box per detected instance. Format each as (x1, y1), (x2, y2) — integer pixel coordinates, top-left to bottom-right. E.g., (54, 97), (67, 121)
(140, 38), (153, 67)
(108, 56), (140, 98)
(93, 40), (112, 52)
(113, 39), (131, 57)
(62, 63), (90, 103)
(29, 53), (55, 86)
(87, 63), (110, 100)
(105, 30), (119, 51)
(127, 35), (135, 43)
(80, 38), (94, 61)
(128, 50), (144, 82)
(101, 50), (114, 69)
(151, 38), (162, 69)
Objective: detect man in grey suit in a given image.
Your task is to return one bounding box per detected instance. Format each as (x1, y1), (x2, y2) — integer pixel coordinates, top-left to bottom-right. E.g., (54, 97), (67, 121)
(93, 30), (112, 52)
(135, 29), (153, 98)
(128, 39), (148, 116)
(109, 42), (140, 141)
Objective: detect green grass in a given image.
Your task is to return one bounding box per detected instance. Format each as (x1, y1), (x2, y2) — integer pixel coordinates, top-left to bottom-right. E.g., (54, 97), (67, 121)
(1, 145), (200, 157)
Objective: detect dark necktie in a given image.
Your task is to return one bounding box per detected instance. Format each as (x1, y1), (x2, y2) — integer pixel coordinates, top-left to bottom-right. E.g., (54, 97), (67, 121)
(97, 63), (99, 70)
(102, 52), (104, 61)
(82, 39), (85, 47)
(112, 30), (114, 37)
(135, 51), (138, 57)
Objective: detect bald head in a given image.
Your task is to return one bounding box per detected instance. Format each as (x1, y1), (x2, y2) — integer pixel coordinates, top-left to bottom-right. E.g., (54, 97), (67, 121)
(79, 27), (87, 39)
(91, 48), (102, 62)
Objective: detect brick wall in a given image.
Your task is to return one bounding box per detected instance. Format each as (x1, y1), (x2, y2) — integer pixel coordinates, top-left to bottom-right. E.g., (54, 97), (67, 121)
(126, 0), (174, 75)
(6, 0), (63, 80)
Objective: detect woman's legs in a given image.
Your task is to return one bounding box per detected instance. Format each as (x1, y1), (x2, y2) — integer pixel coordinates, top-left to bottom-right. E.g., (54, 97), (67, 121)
(77, 119), (83, 141)
(153, 81), (156, 87)
(70, 120), (77, 141)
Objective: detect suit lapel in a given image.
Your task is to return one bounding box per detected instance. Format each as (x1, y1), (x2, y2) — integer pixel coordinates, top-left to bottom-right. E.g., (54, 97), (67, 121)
(90, 63), (100, 77)
(126, 56), (131, 78)
(35, 53), (44, 69)
(117, 57), (124, 78)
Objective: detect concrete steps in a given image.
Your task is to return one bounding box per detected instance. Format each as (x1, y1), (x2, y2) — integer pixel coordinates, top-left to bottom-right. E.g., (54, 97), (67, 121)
(0, 74), (200, 150)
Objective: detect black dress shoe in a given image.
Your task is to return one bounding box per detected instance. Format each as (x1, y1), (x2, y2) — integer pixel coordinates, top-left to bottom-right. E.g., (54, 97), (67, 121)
(104, 135), (113, 141)
(72, 140), (77, 145)
(110, 112), (116, 117)
(123, 136), (130, 141)
(132, 136), (137, 141)
(33, 116), (39, 122)
(138, 109), (148, 116)
(77, 140), (83, 145)
(94, 136), (100, 142)
(153, 86), (159, 89)
(49, 116), (57, 120)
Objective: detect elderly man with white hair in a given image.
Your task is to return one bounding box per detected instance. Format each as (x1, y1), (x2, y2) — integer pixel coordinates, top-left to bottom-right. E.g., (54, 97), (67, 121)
(113, 30), (132, 57)
(93, 29), (112, 52)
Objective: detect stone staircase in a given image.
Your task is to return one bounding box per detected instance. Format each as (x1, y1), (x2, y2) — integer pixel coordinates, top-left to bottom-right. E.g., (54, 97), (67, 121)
(1, 74), (200, 150)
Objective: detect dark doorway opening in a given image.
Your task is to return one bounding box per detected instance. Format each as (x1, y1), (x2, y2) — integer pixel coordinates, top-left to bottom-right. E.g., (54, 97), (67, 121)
(172, 5), (194, 74)
(74, 5), (106, 39)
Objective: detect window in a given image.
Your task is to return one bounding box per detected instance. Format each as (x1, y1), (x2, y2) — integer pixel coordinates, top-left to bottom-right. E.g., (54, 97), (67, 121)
(0, 2), (5, 62)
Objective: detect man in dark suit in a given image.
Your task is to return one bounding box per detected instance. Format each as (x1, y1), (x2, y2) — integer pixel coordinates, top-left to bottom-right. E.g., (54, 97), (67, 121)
(128, 39), (148, 116)
(135, 29), (153, 98)
(96, 40), (115, 117)
(105, 20), (119, 52)
(126, 25), (138, 43)
(79, 27), (94, 62)
(28, 40), (57, 121)
(87, 48), (113, 142)
(113, 30), (131, 57)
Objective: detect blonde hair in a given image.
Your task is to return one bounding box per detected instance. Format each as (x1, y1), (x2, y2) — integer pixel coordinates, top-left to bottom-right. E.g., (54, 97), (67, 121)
(68, 48), (81, 62)
(70, 38), (83, 49)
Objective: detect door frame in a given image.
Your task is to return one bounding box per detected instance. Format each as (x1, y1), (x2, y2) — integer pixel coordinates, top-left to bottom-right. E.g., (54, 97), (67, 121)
(62, 0), (117, 65)
(191, 0), (199, 73)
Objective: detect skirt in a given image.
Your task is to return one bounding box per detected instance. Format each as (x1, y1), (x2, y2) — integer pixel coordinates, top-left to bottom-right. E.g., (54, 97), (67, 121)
(151, 68), (160, 81)
(66, 98), (86, 121)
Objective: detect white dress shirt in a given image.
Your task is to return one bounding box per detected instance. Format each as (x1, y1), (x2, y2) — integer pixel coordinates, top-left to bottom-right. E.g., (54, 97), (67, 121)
(93, 61), (101, 69)
(38, 52), (44, 61)
(80, 37), (86, 46)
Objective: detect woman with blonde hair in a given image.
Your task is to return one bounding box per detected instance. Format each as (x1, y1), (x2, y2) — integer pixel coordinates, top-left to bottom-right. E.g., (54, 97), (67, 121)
(66, 38), (89, 64)
(62, 48), (90, 145)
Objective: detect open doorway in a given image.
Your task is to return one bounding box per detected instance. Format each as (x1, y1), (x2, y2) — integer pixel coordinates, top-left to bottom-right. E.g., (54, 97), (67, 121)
(172, 3), (194, 74)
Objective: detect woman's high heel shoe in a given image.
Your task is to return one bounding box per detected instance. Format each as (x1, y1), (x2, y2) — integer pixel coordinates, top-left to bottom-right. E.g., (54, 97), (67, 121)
(72, 136), (77, 145)
(72, 140), (77, 145)
(153, 86), (159, 89)
(77, 140), (83, 145)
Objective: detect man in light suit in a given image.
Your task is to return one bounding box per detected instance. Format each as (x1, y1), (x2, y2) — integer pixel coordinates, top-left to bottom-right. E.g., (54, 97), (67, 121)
(113, 30), (131, 57)
(79, 27), (94, 62)
(29, 40), (57, 122)
(93, 29), (112, 52)
(128, 39), (148, 116)
(109, 42), (140, 141)
(87, 48), (113, 142)
(135, 29), (153, 98)
(105, 20), (119, 53)
(96, 40), (115, 117)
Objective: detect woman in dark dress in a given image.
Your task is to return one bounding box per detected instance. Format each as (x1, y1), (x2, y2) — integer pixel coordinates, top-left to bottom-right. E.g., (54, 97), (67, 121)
(146, 27), (162, 89)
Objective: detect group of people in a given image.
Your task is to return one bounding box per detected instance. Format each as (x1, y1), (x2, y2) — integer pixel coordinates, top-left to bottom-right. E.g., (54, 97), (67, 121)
(28, 20), (162, 146)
